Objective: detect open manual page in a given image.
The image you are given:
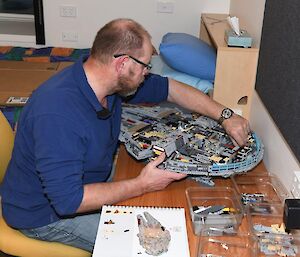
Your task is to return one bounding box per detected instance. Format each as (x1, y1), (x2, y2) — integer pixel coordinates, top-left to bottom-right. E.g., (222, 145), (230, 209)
(92, 205), (190, 257)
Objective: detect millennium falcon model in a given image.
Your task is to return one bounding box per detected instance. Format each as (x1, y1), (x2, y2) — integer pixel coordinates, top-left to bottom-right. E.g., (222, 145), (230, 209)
(119, 104), (264, 184)
(137, 212), (171, 256)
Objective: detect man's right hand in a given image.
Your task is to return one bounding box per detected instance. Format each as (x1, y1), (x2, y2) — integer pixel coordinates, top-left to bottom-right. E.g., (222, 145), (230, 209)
(78, 153), (186, 214)
(137, 153), (187, 194)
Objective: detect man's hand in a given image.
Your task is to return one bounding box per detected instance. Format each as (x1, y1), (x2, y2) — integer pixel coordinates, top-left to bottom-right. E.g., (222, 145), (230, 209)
(221, 114), (251, 146)
(137, 153), (187, 194)
(166, 79), (251, 147)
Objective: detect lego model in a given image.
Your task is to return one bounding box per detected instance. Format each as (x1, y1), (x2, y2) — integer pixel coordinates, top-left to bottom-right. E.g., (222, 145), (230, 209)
(119, 104), (264, 184)
(137, 212), (171, 256)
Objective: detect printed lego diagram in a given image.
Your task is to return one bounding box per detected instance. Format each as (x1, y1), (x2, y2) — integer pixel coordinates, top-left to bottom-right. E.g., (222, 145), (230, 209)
(119, 104), (264, 183)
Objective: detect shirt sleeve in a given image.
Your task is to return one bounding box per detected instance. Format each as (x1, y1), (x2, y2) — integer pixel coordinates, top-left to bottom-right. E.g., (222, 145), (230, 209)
(128, 73), (169, 104)
(32, 113), (86, 216)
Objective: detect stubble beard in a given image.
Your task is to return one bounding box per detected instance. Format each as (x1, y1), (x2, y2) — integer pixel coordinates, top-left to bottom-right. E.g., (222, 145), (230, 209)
(118, 69), (142, 97)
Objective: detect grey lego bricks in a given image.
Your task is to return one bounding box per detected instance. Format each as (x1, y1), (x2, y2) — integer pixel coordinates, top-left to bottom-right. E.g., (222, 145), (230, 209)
(119, 104), (264, 185)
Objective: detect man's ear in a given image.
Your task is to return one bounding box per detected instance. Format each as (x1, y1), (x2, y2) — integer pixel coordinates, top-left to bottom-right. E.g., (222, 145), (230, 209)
(115, 56), (128, 73)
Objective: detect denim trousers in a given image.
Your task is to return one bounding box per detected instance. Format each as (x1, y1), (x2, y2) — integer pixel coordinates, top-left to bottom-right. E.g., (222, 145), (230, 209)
(20, 212), (101, 252)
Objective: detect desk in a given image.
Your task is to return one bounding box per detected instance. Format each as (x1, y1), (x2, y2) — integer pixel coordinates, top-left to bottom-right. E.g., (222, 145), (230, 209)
(113, 145), (267, 257)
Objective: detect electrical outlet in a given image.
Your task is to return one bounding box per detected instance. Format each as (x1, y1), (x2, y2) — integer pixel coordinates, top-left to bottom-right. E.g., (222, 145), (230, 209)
(62, 31), (78, 42)
(60, 5), (77, 17)
(291, 171), (300, 198)
(157, 1), (174, 13)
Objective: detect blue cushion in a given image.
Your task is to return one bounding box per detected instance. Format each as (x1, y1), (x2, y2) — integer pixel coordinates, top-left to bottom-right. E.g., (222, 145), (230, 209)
(159, 33), (216, 80)
(150, 55), (213, 94)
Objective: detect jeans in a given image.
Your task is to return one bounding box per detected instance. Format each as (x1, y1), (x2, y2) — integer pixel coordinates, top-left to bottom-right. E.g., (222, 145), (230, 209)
(20, 212), (101, 252)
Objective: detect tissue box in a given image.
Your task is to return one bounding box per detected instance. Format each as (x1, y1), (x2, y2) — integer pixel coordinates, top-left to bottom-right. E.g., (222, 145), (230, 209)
(225, 29), (252, 48)
(185, 187), (244, 235)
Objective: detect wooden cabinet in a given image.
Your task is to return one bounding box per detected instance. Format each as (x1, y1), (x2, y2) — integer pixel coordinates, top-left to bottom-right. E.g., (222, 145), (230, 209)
(200, 13), (259, 119)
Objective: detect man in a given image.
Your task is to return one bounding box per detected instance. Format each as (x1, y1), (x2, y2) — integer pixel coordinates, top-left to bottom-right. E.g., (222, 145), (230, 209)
(0, 18), (250, 252)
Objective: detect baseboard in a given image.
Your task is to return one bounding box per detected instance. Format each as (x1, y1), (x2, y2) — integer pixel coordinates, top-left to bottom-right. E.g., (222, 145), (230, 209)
(250, 91), (300, 195)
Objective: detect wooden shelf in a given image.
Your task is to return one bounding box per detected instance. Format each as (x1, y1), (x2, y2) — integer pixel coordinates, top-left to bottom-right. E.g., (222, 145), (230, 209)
(200, 13), (259, 119)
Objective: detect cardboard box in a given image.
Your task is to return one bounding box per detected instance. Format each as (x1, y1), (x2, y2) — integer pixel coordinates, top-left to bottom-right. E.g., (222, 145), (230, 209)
(0, 60), (72, 106)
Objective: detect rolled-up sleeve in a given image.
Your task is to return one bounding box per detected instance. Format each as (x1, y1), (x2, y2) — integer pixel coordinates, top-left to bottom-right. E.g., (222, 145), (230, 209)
(128, 73), (169, 104)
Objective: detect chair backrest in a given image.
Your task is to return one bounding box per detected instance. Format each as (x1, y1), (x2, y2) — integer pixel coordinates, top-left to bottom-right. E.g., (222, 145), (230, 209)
(0, 111), (14, 183)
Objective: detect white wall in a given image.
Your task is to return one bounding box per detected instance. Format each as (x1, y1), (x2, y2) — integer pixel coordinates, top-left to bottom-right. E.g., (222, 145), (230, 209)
(250, 92), (300, 193)
(0, 0), (230, 49)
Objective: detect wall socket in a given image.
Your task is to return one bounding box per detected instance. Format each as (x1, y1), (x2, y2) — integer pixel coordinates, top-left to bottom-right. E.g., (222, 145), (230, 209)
(291, 171), (300, 198)
(157, 1), (174, 13)
(60, 5), (77, 17)
(62, 31), (78, 42)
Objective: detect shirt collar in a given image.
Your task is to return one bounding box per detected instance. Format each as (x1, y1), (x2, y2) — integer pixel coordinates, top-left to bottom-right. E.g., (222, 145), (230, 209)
(73, 55), (116, 115)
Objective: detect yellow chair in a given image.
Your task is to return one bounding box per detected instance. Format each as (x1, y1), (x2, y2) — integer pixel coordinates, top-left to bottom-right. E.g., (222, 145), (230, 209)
(0, 110), (91, 257)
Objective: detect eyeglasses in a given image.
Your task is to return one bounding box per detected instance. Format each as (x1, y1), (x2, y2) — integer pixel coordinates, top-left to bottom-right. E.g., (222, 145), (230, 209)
(114, 53), (152, 70)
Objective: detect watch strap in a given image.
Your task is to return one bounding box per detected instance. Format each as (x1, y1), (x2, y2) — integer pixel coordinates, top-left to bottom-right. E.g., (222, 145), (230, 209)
(218, 108), (233, 124)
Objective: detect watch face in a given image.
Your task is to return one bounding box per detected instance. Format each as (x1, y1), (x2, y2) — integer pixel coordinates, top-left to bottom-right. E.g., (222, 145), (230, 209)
(222, 108), (233, 119)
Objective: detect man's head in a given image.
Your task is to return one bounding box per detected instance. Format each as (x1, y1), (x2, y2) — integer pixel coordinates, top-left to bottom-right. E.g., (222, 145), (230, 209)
(90, 18), (153, 97)
(91, 18), (152, 64)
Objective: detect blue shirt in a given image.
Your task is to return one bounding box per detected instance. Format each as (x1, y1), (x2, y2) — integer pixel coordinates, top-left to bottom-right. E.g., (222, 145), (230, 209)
(0, 56), (168, 229)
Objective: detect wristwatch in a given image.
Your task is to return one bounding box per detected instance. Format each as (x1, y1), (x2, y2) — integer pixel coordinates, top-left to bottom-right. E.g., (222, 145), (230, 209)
(218, 108), (233, 124)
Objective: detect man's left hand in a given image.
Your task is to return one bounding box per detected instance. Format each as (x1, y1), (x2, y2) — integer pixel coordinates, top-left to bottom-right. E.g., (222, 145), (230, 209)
(221, 114), (251, 146)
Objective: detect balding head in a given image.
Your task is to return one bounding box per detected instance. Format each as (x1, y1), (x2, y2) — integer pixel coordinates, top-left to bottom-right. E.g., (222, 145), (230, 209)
(91, 18), (152, 64)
